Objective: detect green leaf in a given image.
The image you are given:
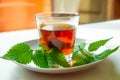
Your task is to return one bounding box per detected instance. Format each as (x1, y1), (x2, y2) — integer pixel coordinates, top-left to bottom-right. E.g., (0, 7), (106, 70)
(88, 38), (112, 51)
(46, 53), (56, 67)
(95, 46), (119, 60)
(73, 42), (86, 53)
(49, 48), (70, 67)
(16, 49), (32, 64)
(78, 46), (95, 62)
(39, 44), (56, 67)
(79, 42), (86, 49)
(2, 43), (32, 64)
(73, 46), (79, 53)
(1, 38), (120, 68)
(39, 44), (46, 50)
(32, 50), (49, 68)
(72, 45), (95, 66)
(72, 52), (87, 66)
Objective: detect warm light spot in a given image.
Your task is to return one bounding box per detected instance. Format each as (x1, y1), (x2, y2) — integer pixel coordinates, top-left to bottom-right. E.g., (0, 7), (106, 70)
(0, 0), (51, 32)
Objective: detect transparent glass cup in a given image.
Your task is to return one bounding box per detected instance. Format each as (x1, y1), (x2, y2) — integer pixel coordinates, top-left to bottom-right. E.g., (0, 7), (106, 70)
(35, 12), (79, 60)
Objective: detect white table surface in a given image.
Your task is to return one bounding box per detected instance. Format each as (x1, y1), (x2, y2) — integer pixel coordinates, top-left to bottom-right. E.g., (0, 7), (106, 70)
(0, 20), (120, 80)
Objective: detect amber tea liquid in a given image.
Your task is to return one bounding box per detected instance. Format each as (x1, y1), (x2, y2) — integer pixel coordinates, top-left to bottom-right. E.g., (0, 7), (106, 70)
(39, 24), (76, 55)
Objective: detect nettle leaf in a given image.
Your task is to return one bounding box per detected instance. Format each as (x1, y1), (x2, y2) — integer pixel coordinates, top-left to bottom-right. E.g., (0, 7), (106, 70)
(39, 44), (46, 50)
(46, 54), (56, 67)
(88, 38), (112, 51)
(95, 46), (119, 60)
(49, 48), (70, 67)
(2, 43), (32, 64)
(32, 50), (49, 68)
(73, 46), (79, 54)
(79, 46), (95, 62)
(72, 52), (87, 66)
(16, 49), (32, 64)
(72, 46), (95, 66)
(83, 50), (95, 62)
(38, 44), (56, 68)
(1, 38), (120, 68)
(73, 42), (86, 53)
(79, 42), (86, 49)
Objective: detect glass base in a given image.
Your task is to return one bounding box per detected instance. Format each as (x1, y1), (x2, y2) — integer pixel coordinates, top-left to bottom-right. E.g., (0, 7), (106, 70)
(65, 53), (73, 65)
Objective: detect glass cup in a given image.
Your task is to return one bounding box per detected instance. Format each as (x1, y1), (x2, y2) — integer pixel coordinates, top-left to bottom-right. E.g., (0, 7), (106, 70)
(35, 12), (79, 59)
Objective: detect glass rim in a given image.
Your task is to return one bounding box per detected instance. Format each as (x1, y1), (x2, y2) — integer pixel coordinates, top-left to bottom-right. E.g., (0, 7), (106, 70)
(35, 12), (80, 18)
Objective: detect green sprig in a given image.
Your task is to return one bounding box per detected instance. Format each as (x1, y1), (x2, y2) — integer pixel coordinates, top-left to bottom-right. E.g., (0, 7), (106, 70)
(0, 38), (119, 68)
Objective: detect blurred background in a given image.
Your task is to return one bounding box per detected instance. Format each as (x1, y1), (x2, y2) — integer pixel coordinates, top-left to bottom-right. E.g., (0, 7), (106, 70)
(0, 0), (120, 32)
